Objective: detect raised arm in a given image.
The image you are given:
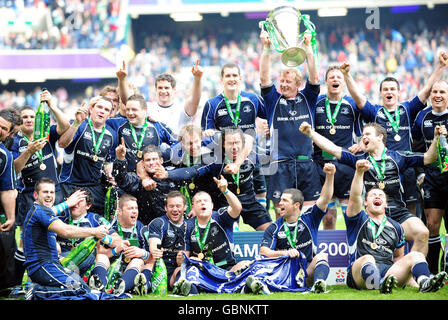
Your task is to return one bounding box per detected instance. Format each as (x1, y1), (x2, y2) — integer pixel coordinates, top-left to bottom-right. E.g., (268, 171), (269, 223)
(117, 61), (130, 106)
(299, 121), (342, 159)
(184, 60), (204, 117)
(417, 51), (448, 103)
(424, 125), (447, 165)
(339, 62), (367, 109)
(41, 90), (71, 136)
(58, 97), (95, 149)
(346, 159), (370, 217)
(213, 175), (242, 219)
(303, 32), (319, 85)
(315, 163), (336, 211)
(259, 29), (273, 87)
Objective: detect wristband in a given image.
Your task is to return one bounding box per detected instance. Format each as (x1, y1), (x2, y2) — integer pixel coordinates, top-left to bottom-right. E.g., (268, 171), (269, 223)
(101, 235), (113, 246)
(223, 189), (229, 195)
(111, 247), (119, 256)
(54, 201), (68, 214)
(262, 47), (271, 56)
(142, 250), (149, 260)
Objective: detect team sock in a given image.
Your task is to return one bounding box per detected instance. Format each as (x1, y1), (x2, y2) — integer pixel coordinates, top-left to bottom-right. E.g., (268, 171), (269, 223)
(427, 236), (441, 274)
(361, 262), (380, 289)
(412, 261), (431, 285)
(314, 260), (330, 282)
(121, 267), (139, 292)
(142, 269), (153, 291)
(92, 263), (108, 286)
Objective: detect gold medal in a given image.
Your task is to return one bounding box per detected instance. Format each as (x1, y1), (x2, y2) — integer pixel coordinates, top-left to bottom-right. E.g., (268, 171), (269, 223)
(189, 182), (195, 190)
(197, 252), (204, 260)
(378, 181), (385, 189)
(371, 242), (378, 250)
(124, 257), (131, 263)
(236, 187), (240, 195)
(394, 134), (401, 142)
(329, 126), (336, 135)
(92, 154), (98, 162)
(39, 163), (46, 171)
(137, 150), (143, 158)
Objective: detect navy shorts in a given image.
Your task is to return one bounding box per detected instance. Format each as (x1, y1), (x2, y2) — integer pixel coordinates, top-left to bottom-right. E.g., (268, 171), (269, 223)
(252, 163), (267, 195)
(423, 166), (448, 209)
(402, 167), (419, 205)
(266, 159), (322, 202)
(316, 159), (354, 200)
(346, 262), (392, 290)
(239, 197), (272, 230)
(385, 204), (416, 224)
(29, 261), (91, 299)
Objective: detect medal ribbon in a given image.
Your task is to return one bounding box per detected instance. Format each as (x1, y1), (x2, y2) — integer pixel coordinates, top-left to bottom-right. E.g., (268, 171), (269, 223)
(325, 97), (343, 128)
(22, 134), (44, 164)
(88, 119), (106, 156)
(382, 106), (400, 134)
(223, 93), (241, 127)
(283, 218), (299, 248)
(368, 148), (387, 181)
(129, 120), (148, 151)
(194, 218), (211, 252)
(117, 221), (137, 243)
(369, 216), (388, 243)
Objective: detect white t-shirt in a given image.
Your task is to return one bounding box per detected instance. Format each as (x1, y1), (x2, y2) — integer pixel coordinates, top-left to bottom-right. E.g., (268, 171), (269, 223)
(147, 102), (193, 136)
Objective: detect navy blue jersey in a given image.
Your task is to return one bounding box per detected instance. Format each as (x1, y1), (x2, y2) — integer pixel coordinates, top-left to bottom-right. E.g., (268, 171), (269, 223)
(344, 210), (405, 270)
(359, 96), (425, 151)
(57, 211), (109, 253)
(261, 81), (320, 160)
(166, 144), (221, 209)
(340, 149), (424, 207)
(112, 118), (177, 172)
(314, 95), (362, 159)
(11, 125), (60, 192)
(113, 158), (181, 225)
(22, 203), (60, 275)
(412, 106), (448, 151)
(167, 157), (258, 208)
(144, 215), (188, 269)
(59, 119), (118, 186)
(0, 143), (16, 214)
(260, 205), (326, 263)
(185, 208), (237, 268)
(201, 91), (266, 133)
(109, 219), (145, 248)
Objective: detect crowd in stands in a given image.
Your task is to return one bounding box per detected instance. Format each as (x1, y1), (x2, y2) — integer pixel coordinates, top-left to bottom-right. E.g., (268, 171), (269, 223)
(0, 11), (447, 114)
(0, 0), (121, 50)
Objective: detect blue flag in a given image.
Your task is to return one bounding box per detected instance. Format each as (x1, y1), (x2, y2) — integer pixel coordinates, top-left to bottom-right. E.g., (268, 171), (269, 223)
(183, 254), (310, 293)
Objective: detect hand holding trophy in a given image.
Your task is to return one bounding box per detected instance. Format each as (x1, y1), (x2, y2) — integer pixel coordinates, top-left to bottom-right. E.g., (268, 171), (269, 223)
(259, 6), (318, 67)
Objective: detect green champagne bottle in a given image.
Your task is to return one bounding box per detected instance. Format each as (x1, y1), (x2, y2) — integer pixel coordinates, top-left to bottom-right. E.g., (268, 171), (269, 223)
(151, 244), (167, 295)
(33, 88), (51, 142)
(104, 185), (118, 222)
(206, 248), (214, 265)
(438, 134), (448, 173)
(60, 237), (97, 271)
(106, 255), (123, 293)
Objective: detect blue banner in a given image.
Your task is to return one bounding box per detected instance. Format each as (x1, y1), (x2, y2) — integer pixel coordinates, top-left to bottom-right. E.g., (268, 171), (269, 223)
(183, 254), (309, 293)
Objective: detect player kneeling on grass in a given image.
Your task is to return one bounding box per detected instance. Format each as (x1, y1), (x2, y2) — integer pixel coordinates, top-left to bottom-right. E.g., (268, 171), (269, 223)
(255, 163), (336, 294)
(172, 176), (256, 296)
(345, 160), (447, 293)
(89, 194), (150, 295)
